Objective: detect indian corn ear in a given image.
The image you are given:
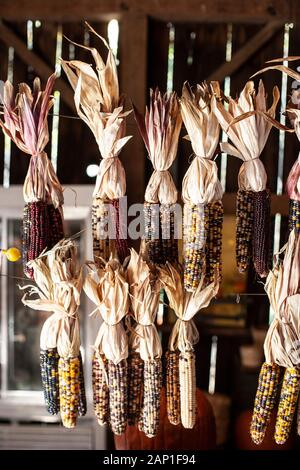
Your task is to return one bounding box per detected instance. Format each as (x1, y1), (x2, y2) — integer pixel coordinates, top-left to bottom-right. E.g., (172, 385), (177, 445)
(179, 351), (196, 429)
(108, 359), (128, 435)
(183, 203), (208, 291)
(92, 197), (114, 265)
(139, 358), (162, 437)
(166, 350), (180, 426)
(288, 199), (300, 233)
(92, 352), (109, 426)
(236, 190), (254, 273)
(127, 353), (144, 425)
(78, 352), (87, 417)
(58, 356), (81, 428)
(275, 367), (300, 445)
(250, 362), (281, 445)
(205, 200), (223, 284)
(252, 189), (271, 278)
(40, 348), (60, 415)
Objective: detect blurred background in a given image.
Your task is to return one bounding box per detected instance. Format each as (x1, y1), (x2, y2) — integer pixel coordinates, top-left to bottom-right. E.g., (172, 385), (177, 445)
(0, 0), (299, 450)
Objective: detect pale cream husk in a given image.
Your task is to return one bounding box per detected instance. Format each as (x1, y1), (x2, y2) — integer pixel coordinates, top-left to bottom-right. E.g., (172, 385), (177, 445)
(126, 249), (162, 361)
(159, 263), (219, 352)
(21, 239), (83, 358)
(61, 26), (131, 201)
(180, 82), (223, 204)
(84, 258), (129, 364)
(264, 229), (300, 368)
(211, 80), (279, 192)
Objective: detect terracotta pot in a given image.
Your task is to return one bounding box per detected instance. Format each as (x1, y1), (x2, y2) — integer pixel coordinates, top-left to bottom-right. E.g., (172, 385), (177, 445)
(114, 387), (216, 450)
(235, 410), (294, 450)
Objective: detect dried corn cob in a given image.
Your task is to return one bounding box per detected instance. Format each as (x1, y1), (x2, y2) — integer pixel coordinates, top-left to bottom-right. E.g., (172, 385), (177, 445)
(160, 203), (178, 264)
(25, 201), (50, 278)
(92, 197), (114, 265)
(183, 203), (208, 291)
(112, 198), (129, 263)
(250, 362), (281, 444)
(108, 359), (128, 435)
(58, 356), (81, 429)
(205, 200), (223, 284)
(128, 353), (144, 425)
(144, 202), (162, 264)
(40, 348), (60, 415)
(236, 190), (254, 273)
(47, 204), (64, 248)
(252, 189), (271, 277)
(139, 358), (162, 437)
(275, 366), (300, 445)
(288, 199), (300, 233)
(92, 352), (109, 425)
(166, 350), (180, 425)
(179, 351), (196, 429)
(78, 352), (87, 417)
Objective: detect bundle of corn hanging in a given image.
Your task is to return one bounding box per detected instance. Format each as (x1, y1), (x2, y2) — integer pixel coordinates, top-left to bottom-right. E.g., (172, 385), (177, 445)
(250, 229), (300, 445)
(134, 89), (182, 265)
(84, 258), (129, 435)
(211, 80), (281, 277)
(251, 57), (300, 235)
(0, 74), (64, 278)
(21, 239), (86, 428)
(180, 82), (223, 289)
(159, 263), (219, 429)
(126, 249), (162, 437)
(62, 23), (131, 265)
(284, 91), (300, 232)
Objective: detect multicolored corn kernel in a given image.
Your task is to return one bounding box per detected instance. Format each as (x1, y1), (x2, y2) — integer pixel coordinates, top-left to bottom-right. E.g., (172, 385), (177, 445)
(236, 189), (254, 273)
(92, 352), (109, 426)
(205, 200), (223, 284)
(183, 203), (208, 291)
(160, 203), (178, 264)
(112, 198), (129, 263)
(179, 351), (196, 429)
(78, 352), (87, 417)
(144, 202), (162, 265)
(92, 197), (115, 266)
(275, 367), (300, 445)
(252, 189), (271, 278)
(250, 362), (281, 445)
(166, 350), (180, 426)
(139, 358), (162, 438)
(127, 353), (144, 425)
(108, 359), (128, 435)
(288, 199), (300, 233)
(58, 356), (80, 428)
(40, 348), (60, 415)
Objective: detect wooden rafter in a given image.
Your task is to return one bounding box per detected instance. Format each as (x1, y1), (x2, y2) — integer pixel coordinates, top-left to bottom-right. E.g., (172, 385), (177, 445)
(0, 21), (75, 110)
(0, 0), (295, 23)
(207, 21), (283, 82)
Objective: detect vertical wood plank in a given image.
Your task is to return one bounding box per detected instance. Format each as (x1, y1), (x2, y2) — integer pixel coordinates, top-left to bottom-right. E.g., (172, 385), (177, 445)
(119, 12), (148, 206)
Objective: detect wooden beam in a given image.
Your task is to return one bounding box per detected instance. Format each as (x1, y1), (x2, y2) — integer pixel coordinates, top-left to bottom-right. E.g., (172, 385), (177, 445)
(0, 21), (75, 110)
(207, 21), (283, 82)
(0, 0), (295, 23)
(119, 12), (147, 209)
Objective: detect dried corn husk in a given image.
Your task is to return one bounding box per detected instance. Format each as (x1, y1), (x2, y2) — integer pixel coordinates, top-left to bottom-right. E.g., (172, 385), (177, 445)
(180, 82), (223, 288)
(126, 249), (162, 436)
(84, 258), (129, 434)
(134, 89), (182, 264)
(159, 263), (219, 428)
(62, 23), (131, 264)
(20, 239), (84, 428)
